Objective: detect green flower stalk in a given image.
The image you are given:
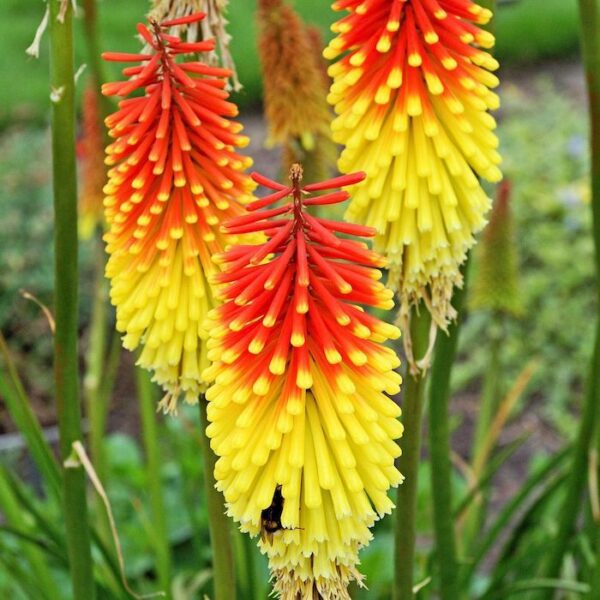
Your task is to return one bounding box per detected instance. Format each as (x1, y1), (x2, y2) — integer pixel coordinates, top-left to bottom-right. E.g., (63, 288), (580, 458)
(49, 0), (95, 597)
(394, 308), (430, 600)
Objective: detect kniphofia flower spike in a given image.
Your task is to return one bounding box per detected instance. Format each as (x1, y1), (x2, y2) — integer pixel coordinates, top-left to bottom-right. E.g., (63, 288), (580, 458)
(102, 13), (254, 411)
(203, 165), (403, 599)
(326, 0), (502, 330)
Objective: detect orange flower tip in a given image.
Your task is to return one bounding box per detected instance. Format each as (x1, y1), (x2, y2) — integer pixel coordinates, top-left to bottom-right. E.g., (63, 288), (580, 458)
(349, 52), (366, 67)
(408, 53), (422, 67)
(169, 228), (183, 240)
(435, 9), (447, 20)
(352, 324), (371, 339)
(291, 333), (305, 348)
(350, 351), (368, 366)
(337, 314), (351, 326)
(386, 20), (399, 32)
(339, 283), (352, 294)
(185, 214), (198, 224)
(425, 32), (439, 45)
(234, 297), (248, 307)
(248, 340), (265, 354)
(221, 181), (234, 190)
(376, 37), (391, 53)
(221, 349), (238, 364)
(253, 377), (270, 396)
(442, 57), (458, 70)
(460, 33), (475, 44)
(156, 239), (169, 251)
(269, 358), (286, 375)
(262, 315), (276, 328)
(325, 349), (342, 364)
(296, 371), (313, 389)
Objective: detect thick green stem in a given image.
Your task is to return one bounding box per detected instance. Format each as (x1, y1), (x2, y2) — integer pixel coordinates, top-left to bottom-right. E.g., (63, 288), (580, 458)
(428, 268), (469, 600)
(393, 308), (431, 600)
(49, 1), (95, 598)
(136, 368), (172, 597)
(198, 397), (237, 600)
(542, 1), (600, 593)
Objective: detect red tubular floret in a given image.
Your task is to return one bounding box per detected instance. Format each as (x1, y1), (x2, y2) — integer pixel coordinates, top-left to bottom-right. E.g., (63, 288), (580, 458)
(302, 171), (366, 192)
(161, 12), (207, 27)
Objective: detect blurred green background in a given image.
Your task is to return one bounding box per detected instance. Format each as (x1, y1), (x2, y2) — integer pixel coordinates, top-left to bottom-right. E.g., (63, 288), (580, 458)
(0, 0), (582, 126)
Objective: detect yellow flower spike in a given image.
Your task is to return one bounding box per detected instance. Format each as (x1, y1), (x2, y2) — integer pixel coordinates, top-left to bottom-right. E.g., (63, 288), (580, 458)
(327, 0), (502, 332)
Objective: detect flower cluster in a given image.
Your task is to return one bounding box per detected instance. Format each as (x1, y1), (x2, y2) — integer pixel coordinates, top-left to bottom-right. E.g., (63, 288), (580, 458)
(326, 0), (502, 329)
(257, 0), (335, 182)
(102, 13), (254, 410)
(203, 165), (403, 599)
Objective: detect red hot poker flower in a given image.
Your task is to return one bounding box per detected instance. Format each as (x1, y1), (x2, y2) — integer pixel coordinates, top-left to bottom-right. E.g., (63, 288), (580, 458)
(102, 13), (254, 411)
(204, 164), (403, 599)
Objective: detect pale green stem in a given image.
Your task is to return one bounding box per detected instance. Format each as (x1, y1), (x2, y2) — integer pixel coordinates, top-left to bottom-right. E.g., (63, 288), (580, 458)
(136, 368), (172, 598)
(393, 308), (431, 600)
(428, 266), (469, 600)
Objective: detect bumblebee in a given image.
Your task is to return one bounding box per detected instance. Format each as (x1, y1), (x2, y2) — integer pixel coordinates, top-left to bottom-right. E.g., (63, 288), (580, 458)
(260, 485), (301, 544)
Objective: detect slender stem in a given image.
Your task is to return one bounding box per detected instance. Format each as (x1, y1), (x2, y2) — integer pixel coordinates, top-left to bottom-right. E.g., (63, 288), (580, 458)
(393, 308), (430, 600)
(136, 368), (172, 597)
(198, 396), (237, 600)
(428, 265), (469, 600)
(542, 1), (600, 594)
(49, 1), (95, 598)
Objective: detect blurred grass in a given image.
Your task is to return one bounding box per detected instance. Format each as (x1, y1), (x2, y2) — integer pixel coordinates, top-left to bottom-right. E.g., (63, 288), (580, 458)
(0, 0), (581, 128)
